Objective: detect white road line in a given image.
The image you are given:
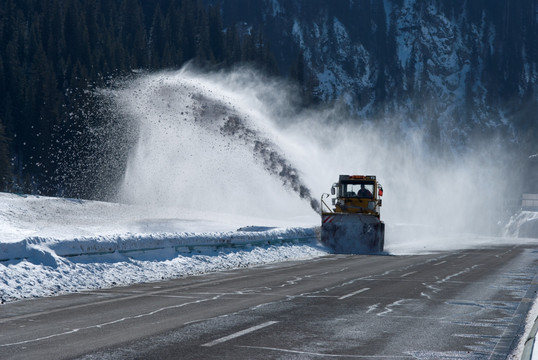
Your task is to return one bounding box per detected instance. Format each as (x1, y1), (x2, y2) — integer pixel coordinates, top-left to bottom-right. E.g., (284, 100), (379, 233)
(202, 321), (278, 347)
(434, 261), (447, 266)
(147, 294), (200, 299)
(1, 295), (223, 347)
(400, 271), (417, 278)
(338, 287), (370, 300)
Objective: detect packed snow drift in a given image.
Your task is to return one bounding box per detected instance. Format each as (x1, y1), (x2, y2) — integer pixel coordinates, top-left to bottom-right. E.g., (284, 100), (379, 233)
(0, 192), (324, 303)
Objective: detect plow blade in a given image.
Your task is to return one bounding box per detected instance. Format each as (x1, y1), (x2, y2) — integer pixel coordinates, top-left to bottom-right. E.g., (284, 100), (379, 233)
(321, 213), (384, 254)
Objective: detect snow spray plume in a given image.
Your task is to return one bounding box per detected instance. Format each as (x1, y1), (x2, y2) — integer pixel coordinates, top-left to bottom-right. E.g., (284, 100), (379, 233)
(110, 66), (516, 245)
(198, 97), (320, 213)
(53, 79), (137, 200)
(186, 91), (320, 212)
(112, 67), (320, 221)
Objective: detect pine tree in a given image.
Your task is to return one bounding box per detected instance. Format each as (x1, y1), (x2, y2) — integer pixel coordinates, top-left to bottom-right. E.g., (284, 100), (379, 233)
(0, 118), (11, 191)
(289, 49), (305, 87)
(149, 4), (166, 68)
(208, 4), (225, 63)
(224, 24), (242, 66)
(120, 0), (147, 68)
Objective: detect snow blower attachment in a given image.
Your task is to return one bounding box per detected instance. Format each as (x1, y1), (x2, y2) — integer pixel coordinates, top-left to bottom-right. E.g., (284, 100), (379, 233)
(321, 175), (385, 254)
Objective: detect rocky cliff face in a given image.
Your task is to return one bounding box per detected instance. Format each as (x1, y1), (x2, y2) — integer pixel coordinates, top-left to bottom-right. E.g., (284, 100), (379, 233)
(214, 0), (538, 154)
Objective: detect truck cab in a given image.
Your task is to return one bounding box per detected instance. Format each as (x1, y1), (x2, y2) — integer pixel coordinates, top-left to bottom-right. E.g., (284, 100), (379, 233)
(331, 175), (382, 218)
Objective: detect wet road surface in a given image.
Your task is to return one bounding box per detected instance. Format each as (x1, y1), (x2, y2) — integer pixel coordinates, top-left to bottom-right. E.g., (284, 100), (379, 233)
(1, 244), (537, 359)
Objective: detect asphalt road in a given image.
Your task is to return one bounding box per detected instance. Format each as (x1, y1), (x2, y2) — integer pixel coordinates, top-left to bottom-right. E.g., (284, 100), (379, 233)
(1, 244), (537, 359)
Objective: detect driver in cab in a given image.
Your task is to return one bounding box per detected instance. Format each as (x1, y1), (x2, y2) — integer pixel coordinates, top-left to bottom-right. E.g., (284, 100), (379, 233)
(357, 184), (372, 198)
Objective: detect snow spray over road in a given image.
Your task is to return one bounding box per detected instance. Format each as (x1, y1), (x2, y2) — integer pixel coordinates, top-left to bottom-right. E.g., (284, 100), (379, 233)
(112, 67), (320, 221)
(109, 66), (514, 242)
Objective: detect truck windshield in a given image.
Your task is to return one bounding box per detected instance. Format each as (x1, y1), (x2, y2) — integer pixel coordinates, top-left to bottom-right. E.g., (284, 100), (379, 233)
(341, 182), (374, 198)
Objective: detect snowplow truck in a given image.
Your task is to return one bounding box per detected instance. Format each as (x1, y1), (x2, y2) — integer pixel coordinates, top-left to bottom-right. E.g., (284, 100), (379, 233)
(321, 175), (384, 254)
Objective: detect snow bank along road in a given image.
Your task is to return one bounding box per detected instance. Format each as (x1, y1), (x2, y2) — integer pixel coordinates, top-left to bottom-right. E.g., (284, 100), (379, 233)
(0, 192), (325, 302)
(1, 244), (537, 359)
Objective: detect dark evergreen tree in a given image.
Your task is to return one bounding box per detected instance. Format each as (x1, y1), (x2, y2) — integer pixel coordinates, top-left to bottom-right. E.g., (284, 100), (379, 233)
(149, 4), (167, 68)
(224, 24), (242, 66)
(120, 0), (147, 68)
(208, 4), (225, 63)
(0, 118), (11, 191)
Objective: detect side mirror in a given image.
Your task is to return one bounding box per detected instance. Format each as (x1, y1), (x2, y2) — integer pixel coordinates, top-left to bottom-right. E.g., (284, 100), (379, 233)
(378, 199), (382, 207)
(331, 187), (336, 196)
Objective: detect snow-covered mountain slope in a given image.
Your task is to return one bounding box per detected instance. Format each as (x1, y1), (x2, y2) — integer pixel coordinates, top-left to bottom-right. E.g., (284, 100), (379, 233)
(215, 0), (538, 153)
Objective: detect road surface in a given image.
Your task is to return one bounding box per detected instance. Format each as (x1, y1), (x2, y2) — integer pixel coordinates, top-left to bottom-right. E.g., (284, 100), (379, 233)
(1, 244), (537, 359)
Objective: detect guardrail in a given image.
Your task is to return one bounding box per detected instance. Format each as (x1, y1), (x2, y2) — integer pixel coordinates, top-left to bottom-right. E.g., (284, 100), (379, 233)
(0, 227), (320, 262)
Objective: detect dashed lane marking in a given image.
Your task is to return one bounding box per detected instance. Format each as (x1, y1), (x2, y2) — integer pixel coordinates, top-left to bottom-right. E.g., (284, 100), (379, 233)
(202, 321), (278, 347)
(338, 288), (370, 300)
(400, 271), (417, 278)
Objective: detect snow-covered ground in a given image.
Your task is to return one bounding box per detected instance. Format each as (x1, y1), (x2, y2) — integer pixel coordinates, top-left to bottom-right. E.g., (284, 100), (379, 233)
(0, 192), (326, 302)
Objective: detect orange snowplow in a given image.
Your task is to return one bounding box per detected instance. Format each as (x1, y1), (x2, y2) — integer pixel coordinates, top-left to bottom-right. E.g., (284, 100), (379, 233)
(321, 175), (384, 253)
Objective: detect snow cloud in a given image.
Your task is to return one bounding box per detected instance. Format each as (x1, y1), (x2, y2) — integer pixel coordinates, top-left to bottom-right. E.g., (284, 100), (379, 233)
(107, 65), (513, 246)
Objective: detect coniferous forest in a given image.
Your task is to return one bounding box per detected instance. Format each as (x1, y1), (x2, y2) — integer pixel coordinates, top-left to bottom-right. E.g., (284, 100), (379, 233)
(0, 0), (283, 196)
